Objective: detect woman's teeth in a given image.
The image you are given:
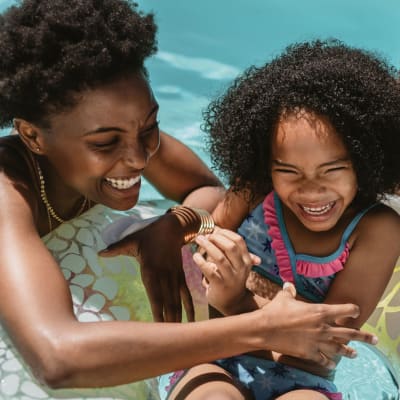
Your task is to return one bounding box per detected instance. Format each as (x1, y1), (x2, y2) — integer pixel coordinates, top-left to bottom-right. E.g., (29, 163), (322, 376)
(105, 176), (140, 190)
(301, 202), (334, 215)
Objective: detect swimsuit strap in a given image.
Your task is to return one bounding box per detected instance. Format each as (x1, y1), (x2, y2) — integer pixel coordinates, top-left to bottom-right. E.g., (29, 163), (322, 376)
(264, 192), (379, 282)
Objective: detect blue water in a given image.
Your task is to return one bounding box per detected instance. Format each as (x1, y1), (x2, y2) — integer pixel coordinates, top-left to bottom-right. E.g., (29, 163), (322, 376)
(1, 0), (400, 199)
(0, 2), (399, 398)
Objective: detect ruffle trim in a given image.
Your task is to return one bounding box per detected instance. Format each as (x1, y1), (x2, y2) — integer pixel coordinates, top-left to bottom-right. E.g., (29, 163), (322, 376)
(263, 193), (294, 282)
(263, 192), (347, 280)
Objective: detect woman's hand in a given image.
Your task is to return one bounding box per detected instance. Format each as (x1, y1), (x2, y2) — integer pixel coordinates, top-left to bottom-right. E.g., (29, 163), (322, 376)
(258, 283), (378, 369)
(193, 228), (261, 315)
(99, 214), (194, 322)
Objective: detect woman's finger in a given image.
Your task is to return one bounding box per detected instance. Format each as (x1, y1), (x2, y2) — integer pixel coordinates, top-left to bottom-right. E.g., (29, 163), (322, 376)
(181, 284), (195, 322)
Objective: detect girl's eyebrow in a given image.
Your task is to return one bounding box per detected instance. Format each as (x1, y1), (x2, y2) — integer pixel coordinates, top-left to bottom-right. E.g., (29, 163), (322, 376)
(272, 160), (298, 168)
(83, 103), (159, 136)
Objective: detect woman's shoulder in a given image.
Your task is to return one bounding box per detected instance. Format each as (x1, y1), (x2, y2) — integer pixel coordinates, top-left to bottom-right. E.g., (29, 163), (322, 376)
(0, 134), (27, 166)
(0, 134), (33, 174)
(0, 134), (38, 201)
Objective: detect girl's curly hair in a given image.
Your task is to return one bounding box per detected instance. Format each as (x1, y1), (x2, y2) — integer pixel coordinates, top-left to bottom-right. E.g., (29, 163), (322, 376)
(203, 39), (400, 206)
(0, 0), (157, 128)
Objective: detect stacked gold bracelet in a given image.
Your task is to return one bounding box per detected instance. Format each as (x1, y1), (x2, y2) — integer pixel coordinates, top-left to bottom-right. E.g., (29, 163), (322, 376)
(167, 205), (215, 244)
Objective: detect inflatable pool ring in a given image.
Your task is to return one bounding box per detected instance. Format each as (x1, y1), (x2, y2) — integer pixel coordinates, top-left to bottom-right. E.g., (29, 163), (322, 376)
(0, 202), (197, 400)
(0, 202), (398, 399)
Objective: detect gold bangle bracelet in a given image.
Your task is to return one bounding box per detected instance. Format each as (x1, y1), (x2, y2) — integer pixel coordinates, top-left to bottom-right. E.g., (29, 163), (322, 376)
(167, 205), (215, 244)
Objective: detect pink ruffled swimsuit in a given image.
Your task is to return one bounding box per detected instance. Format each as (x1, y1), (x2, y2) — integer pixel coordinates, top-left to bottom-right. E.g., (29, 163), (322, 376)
(238, 191), (374, 302)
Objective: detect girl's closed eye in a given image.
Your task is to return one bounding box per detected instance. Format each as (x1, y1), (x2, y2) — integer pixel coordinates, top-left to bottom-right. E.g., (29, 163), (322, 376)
(273, 168), (298, 174)
(324, 165), (350, 174)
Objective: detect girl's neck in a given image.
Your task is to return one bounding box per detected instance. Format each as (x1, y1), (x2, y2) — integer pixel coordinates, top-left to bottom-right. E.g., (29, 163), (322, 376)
(281, 202), (358, 257)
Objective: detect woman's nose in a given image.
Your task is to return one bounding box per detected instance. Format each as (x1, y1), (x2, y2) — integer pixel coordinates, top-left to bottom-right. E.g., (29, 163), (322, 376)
(121, 141), (148, 170)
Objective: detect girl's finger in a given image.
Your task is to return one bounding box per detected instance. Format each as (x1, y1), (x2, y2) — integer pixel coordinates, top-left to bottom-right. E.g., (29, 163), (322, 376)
(194, 236), (235, 278)
(193, 252), (222, 281)
(206, 231), (254, 272)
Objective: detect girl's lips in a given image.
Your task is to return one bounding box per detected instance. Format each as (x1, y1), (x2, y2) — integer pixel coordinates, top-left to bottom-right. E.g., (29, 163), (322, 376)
(299, 201), (336, 216)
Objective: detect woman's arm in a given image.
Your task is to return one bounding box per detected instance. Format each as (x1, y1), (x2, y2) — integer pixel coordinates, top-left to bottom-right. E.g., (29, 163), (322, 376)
(144, 131), (224, 210)
(0, 173), (377, 389)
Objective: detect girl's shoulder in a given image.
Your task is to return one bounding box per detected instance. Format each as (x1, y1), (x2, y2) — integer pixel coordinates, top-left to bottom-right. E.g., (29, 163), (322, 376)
(353, 202), (400, 242)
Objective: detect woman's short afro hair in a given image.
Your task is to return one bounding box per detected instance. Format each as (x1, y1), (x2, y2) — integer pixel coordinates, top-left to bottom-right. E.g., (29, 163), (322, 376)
(0, 0), (157, 127)
(203, 39), (400, 206)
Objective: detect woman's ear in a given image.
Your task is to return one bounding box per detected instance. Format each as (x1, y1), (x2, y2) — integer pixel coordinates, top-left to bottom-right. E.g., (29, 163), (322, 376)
(13, 118), (45, 155)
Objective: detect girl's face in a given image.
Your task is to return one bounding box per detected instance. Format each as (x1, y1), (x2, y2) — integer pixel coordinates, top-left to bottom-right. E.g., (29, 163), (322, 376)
(40, 72), (160, 210)
(271, 111), (358, 232)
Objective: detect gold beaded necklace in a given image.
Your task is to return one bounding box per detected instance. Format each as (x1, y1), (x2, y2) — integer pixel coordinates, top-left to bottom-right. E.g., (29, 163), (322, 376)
(35, 158), (88, 230)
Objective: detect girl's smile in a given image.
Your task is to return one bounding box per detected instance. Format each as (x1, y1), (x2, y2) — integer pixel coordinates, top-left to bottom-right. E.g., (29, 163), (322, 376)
(271, 111), (358, 232)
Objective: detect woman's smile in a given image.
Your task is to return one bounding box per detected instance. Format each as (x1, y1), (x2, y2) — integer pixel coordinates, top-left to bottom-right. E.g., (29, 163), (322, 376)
(105, 175), (141, 190)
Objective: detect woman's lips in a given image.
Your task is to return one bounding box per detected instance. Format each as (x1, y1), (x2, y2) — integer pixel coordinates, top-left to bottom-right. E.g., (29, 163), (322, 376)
(105, 176), (141, 190)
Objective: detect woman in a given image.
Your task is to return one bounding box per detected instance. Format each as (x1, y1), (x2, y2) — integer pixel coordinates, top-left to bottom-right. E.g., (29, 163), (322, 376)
(0, 0), (376, 393)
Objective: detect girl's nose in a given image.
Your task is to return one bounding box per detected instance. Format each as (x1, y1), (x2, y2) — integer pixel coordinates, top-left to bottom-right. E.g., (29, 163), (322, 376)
(298, 178), (325, 194)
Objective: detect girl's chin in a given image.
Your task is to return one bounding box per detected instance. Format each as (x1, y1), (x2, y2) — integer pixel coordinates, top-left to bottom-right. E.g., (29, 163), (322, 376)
(298, 213), (339, 232)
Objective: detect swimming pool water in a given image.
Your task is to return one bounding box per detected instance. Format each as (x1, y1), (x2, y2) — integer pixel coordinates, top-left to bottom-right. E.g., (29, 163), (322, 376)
(138, 0), (400, 199)
(1, 0), (399, 199)
(0, 1), (399, 399)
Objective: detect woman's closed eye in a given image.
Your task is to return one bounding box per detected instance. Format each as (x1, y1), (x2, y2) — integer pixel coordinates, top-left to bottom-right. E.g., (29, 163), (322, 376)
(140, 120), (160, 137)
(139, 121), (160, 155)
(88, 137), (119, 151)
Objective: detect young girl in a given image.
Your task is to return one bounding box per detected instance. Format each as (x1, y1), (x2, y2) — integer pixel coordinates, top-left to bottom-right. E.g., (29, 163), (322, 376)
(164, 40), (400, 399)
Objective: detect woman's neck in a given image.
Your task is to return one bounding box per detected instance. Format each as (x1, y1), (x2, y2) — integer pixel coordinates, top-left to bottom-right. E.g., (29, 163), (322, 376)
(35, 156), (90, 231)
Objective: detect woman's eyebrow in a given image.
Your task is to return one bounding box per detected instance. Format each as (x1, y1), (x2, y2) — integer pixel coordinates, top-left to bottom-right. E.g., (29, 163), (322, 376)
(83, 103), (160, 136)
(145, 103), (159, 122)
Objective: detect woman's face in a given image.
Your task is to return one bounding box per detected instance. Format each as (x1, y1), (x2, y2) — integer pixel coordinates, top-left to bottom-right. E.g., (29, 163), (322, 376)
(41, 72), (160, 210)
(271, 111), (358, 232)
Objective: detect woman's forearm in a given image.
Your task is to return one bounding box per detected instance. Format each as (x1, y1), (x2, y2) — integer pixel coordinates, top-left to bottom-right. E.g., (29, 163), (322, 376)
(35, 311), (268, 388)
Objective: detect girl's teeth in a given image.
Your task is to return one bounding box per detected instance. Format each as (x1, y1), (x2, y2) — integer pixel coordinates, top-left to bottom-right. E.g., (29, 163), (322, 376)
(302, 202), (334, 215)
(105, 177), (140, 190)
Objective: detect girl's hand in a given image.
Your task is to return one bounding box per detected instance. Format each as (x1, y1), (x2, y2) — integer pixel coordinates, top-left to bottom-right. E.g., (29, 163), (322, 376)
(193, 228), (261, 315)
(99, 214), (194, 323)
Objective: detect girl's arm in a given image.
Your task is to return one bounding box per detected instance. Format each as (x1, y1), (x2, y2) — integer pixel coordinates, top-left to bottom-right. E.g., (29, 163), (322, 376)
(209, 189), (271, 314)
(212, 187), (260, 229)
(324, 205), (400, 328)
(274, 205), (400, 375)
